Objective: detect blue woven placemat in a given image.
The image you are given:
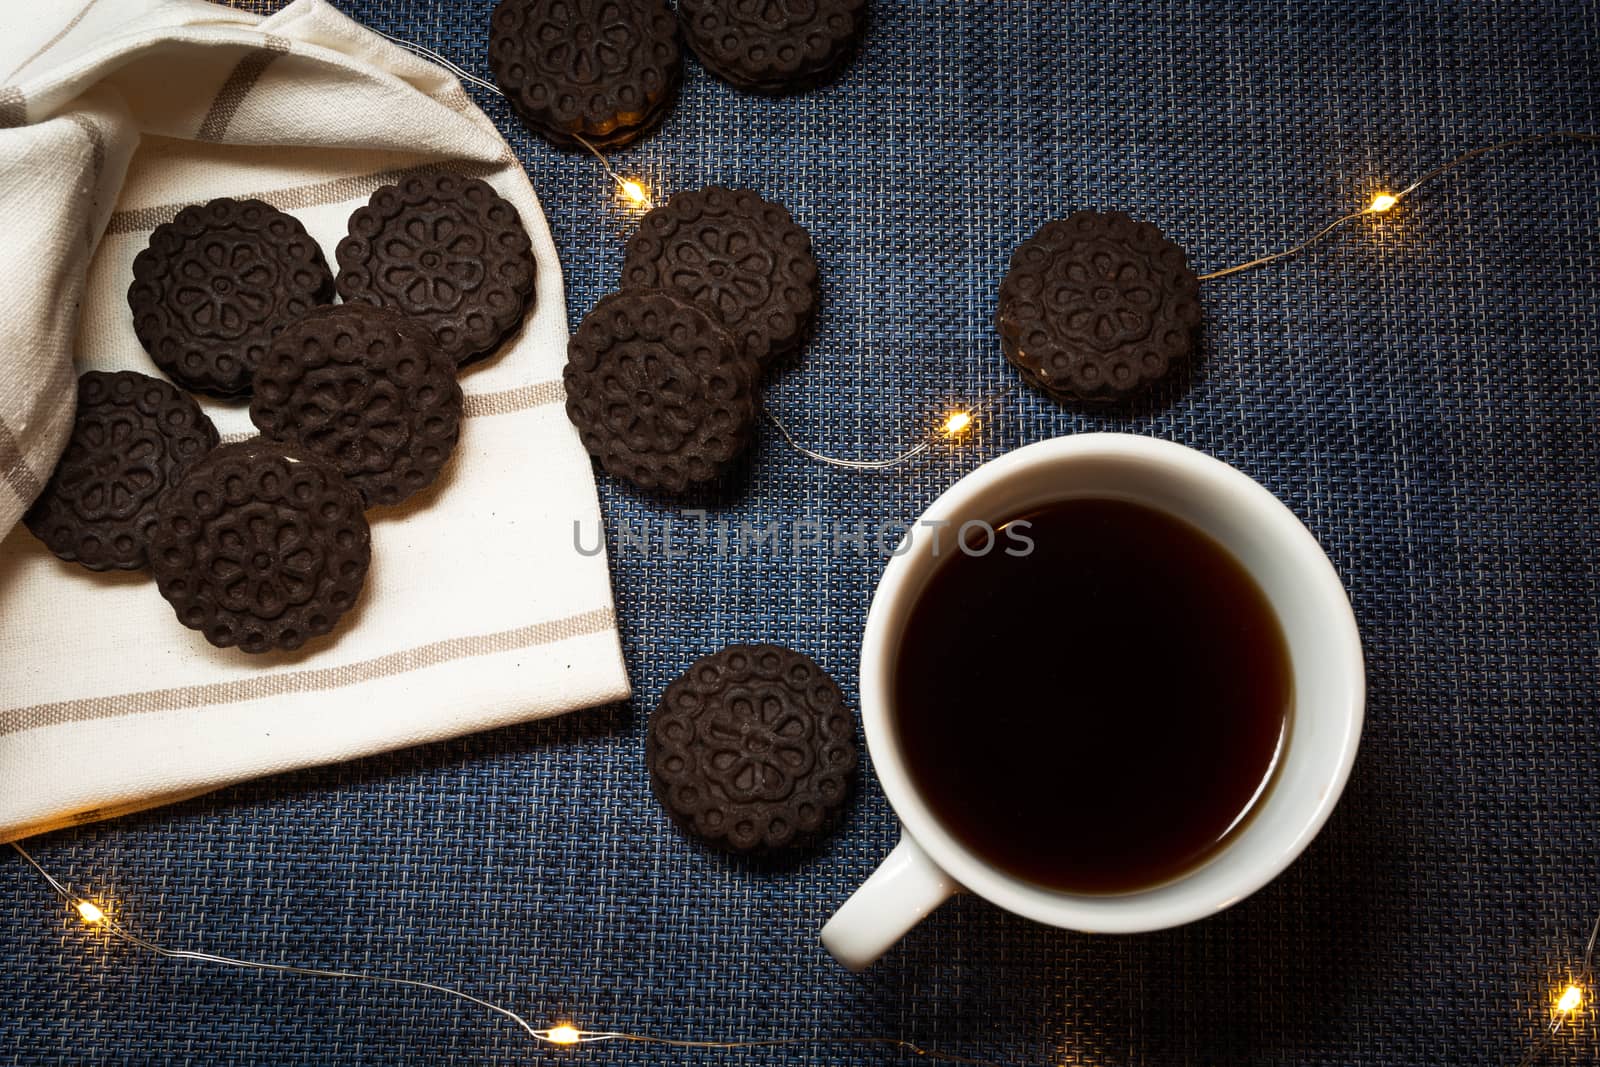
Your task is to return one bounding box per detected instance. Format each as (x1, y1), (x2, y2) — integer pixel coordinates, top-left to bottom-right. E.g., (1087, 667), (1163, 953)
(4, 2), (1599, 1064)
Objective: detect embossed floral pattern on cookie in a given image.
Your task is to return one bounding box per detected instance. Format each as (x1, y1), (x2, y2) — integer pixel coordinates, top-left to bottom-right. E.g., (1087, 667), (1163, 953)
(489, 0), (681, 147)
(25, 371), (219, 572)
(622, 186), (818, 367)
(996, 210), (1202, 405)
(678, 0), (868, 94)
(150, 440), (371, 654)
(648, 644), (857, 852)
(252, 304), (463, 508)
(129, 198), (334, 398)
(336, 173), (535, 367)
(564, 288), (759, 493)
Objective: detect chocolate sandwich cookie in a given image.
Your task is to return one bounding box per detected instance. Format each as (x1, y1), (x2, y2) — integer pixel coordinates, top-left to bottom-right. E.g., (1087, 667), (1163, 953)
(564, 288), (759, 493)
(251, 304), (463, 509)
(488, 0), (681, 148)
(150, 439), (372, 654)
(621, 186), (818, 367)
(24, 371), (219, 572)
(336, 173), (536, 367)
(677, 0), (868, 94)
(648, 644), (857, 853)
(129, 198), (334, 398)
(995, 210), (1202, 406)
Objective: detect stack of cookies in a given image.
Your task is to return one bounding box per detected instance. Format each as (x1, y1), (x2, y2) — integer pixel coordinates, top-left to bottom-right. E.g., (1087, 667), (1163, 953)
(25, 174), (537, 654)
(677, 0), (868, 94)
(486, 0), (870, 150)
(563, 185), (821, 493)
(995, 211), (1203, 406)
(488, 0), (683, 149)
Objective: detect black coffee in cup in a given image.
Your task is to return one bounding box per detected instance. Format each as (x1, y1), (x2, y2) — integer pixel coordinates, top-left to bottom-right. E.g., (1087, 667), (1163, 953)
(892, 497), (1292, 894)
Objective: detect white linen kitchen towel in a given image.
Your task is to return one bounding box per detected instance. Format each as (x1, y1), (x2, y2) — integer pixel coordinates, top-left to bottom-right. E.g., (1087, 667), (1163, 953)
(0, 0), (631, 842)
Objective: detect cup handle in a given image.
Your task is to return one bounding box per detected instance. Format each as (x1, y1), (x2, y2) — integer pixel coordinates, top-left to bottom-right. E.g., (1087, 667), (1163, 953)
(820, 830), (961, 971)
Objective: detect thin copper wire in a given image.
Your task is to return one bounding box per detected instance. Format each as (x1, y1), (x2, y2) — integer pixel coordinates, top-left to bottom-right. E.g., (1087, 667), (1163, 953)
(764, 387), (1012, 471)
(800, 128), (1597, 468)
(1197, 130), (1600, 281)
(10, 842), (556, 1046)
(374, 30), (505, 97)
(373, 34), (1598, 470)
(16, 839), (1599, 1066)
(1513, 910), (1599, 1067)
(764, 405), (933, 470)
(8, 841), (1015, 1066)
(571, 140), (655, 208)
(374, 30), (970, 472)
(1553, 912), (1600, 1037)
(374, 32), (647, 203)
(30, 23), (1600, 1065)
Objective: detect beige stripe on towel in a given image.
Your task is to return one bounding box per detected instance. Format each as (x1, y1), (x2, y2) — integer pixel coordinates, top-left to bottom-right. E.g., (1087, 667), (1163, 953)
(217, 381), (567, 443)
(0, 606), (616, 736)
(0, 414), (43, 506)
(4, 0), (101, 82)
(0, 86), (25, 129)
(462, 380), (566, 418)
(197, 36), (290, 142)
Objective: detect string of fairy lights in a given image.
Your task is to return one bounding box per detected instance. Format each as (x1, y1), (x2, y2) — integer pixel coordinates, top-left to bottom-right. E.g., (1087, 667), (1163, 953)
(7, 837), (1597, 1065)
(8, 840), (1008, 1066)
(775, 128), (1599, 467)
(377, 30), (1599, 470)
(12, 13), (1600, 1067)
(1517, 912), (1599, 1067)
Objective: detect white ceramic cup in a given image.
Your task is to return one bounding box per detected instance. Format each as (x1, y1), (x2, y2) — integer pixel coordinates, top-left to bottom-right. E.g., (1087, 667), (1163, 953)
(820, 432), (1365, 972)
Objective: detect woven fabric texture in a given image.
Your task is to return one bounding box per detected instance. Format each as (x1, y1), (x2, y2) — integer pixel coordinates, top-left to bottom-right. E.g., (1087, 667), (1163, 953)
(3, 1), (1598, 1064)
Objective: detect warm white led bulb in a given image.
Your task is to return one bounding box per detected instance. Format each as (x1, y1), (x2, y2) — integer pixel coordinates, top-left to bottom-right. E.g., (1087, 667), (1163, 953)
(619, 180), (649, 206)
(546, 1024), (582, 1045)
